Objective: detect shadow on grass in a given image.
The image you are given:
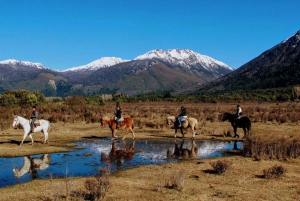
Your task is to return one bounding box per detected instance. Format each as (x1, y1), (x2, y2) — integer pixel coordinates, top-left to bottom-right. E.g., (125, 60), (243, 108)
(202, 169), (218, 174)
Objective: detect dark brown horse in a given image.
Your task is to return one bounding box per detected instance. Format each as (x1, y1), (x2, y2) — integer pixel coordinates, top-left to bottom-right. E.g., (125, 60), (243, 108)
(221, 112), (251, 138)
(100, 117), (135, 140)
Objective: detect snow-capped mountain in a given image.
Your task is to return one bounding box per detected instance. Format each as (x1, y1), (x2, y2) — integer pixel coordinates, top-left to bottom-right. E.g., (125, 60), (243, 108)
(0, 59), (47, 69)
(134, 49), (233, 71)
(63, 57), (128, 72)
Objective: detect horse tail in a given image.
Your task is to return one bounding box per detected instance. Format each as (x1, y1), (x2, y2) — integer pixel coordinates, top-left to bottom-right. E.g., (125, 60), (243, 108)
(248, 120), (251, 131)
(47, 121), (51, 131)
(195, 119), (199, 130)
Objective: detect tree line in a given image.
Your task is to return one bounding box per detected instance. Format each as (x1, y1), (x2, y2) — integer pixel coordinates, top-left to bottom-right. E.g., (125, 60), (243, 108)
(0, 87), (295, 107)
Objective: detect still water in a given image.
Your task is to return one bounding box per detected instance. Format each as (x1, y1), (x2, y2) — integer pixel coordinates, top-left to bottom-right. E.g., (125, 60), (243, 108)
(0, 138), (242, 188)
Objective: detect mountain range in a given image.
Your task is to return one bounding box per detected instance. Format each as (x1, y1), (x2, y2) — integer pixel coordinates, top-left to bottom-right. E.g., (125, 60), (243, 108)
(196, 30), (300, 93)
(0, 49), (233, 97)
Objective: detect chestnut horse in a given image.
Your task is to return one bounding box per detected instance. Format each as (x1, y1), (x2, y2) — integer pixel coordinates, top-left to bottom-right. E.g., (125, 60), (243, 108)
(100, 117), (135, 140)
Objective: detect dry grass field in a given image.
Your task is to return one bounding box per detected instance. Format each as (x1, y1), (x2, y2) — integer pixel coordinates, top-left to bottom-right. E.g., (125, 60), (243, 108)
(0, 102), (300, 200)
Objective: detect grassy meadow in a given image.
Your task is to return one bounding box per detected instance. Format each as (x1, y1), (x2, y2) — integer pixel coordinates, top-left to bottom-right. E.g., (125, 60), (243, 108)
(0, 101), (300, 200)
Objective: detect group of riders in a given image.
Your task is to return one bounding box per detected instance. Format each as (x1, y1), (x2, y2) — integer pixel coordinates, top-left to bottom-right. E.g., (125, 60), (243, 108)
(29, 104), (243, 130)
(112, 104), (243, 128)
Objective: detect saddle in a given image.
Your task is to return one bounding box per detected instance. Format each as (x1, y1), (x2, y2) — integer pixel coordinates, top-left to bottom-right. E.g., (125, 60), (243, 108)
(115, 117), (124, 124)
(29, 119), (41, 126)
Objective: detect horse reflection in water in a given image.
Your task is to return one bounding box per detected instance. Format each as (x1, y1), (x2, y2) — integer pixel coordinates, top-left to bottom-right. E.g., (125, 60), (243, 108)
(101, 140), (135, 170)
(12, 154), (51, 179)
(167, 140), (198, 159)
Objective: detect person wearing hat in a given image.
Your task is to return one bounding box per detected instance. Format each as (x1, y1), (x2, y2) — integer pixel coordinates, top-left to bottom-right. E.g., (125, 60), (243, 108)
(177, 106), (187, 127)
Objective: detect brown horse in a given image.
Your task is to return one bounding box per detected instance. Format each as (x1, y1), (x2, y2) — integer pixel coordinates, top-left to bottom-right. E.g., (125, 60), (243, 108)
(101, 140), (135, 170)
(166, 116), (198, 138)
(100, 117), (135, 140)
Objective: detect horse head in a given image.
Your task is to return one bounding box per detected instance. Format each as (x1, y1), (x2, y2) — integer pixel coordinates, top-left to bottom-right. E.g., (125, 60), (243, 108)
(166, 116), (176, 128)
(12, 115), (20, 128)
(100, 117), (109, 127)
(221, 112), (230, 121)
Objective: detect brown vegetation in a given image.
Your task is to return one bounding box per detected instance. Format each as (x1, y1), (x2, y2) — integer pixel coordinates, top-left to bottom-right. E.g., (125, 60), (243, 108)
(0, 102), (300, 200)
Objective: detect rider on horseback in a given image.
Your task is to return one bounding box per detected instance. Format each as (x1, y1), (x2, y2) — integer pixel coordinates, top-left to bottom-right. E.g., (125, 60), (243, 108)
(234, 104), (242, 126)
(236, 105), (242, 118)
(30, 106), (38, 131)
(177, 106), (187, 127)
(114, 106), (122, 129)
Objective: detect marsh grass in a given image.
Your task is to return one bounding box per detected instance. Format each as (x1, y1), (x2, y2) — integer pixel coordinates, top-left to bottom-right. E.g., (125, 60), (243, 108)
(243, 132), (300, 160)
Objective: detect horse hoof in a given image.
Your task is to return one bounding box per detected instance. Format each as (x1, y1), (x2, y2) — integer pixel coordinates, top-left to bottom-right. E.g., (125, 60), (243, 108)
(111, 138), (115, 141)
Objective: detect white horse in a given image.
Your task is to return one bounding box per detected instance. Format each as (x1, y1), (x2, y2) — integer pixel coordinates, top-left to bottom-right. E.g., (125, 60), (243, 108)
(12, 154), (51, 178)
(12, 115), (50, 146)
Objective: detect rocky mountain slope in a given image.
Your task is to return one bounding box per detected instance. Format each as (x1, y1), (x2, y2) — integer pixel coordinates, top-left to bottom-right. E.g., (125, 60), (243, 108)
(197, 30), (300, 93)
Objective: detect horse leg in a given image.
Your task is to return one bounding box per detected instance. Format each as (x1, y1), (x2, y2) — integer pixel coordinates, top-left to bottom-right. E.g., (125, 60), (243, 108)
(122, 127), (129, 140)
(243, 127), (247, 138)
(20, 131), (29, 146)
(174, 128), (178, 138)
(191, 126), (196, 139)
(234, 127), (239, 138)
(28, 134), (34, 145)
(111, 129), (117, 140)
(129, 126), (135, 139)
(43, 129), (49, 144)
(180, 128), (185, 138)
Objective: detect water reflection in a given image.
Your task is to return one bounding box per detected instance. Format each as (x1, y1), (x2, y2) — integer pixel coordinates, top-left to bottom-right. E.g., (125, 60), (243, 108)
(12, 154), (51, 179)
(167, 140), (198, 160)
(0, 138), (242, 188)
(101, 140), (136, 171)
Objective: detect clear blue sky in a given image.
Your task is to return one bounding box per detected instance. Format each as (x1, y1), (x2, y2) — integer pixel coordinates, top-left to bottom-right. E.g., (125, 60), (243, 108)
(0, 0), (299, 70)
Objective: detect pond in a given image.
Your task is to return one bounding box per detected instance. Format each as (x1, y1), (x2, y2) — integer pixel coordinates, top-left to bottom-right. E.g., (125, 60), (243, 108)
(0, 138), (242, 188)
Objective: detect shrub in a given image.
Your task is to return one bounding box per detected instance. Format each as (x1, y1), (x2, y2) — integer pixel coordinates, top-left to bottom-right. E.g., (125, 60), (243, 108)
(209, 160), (232, 175)
(263, 165), (286, 179)
(84, 168), (110, 200)
(164, 170), (185, 191)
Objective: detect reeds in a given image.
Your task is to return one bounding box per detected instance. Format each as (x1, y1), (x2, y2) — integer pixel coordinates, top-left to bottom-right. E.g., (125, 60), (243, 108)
(243, 133), (300, 160)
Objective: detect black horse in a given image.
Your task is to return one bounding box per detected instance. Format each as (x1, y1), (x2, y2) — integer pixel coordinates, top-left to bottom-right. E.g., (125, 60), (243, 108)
(221, 112), (251, 138)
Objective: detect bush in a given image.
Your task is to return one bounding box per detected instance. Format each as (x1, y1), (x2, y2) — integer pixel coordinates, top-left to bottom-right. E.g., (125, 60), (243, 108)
(263, 165), (286, 179)
(164, 170), (185, 191)
(209, 160), (232, 175)
(84, 168), (110, 200)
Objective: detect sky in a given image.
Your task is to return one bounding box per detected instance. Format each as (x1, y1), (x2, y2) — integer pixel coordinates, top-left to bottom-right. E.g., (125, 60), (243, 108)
(0, 0), (300, 70)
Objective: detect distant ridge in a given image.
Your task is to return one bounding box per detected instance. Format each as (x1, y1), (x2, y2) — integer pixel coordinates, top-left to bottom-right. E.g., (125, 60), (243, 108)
(0, 48), (233, 96)
(196, 30), (300, 93)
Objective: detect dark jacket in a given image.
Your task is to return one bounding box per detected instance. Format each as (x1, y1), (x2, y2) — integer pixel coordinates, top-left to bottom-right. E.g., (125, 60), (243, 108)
(179, 108), (187, 116)
(115, 109), (122, 118)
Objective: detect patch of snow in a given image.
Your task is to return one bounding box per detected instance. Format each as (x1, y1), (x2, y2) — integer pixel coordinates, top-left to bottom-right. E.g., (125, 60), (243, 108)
(62, 57), (128, 72)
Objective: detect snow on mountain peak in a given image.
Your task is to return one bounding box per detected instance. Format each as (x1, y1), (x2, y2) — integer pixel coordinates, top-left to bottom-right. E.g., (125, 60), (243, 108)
(0, 59), (47, 69)
(63, 57), (128, 72)
(134, 49), (233, 70)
